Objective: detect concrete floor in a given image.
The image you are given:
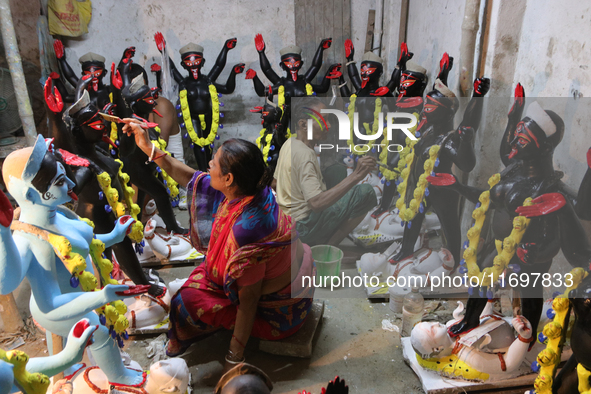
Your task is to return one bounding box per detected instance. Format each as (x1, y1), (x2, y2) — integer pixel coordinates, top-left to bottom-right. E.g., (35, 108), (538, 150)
(123, 208), (459, 394)
(7, 206), (543, 393)
(127, 268), (432, 394)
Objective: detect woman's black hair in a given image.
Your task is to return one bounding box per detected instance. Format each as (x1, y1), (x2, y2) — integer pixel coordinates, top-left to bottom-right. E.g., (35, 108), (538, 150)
(31, 152), (59, 198)
(218, 138), (273, 196)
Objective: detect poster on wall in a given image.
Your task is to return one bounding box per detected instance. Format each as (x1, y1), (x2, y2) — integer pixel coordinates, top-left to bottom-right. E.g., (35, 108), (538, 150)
(48, 0), (92, 37)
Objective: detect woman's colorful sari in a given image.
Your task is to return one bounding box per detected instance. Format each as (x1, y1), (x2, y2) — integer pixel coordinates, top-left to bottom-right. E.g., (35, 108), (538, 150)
(168, 171), (315, 354)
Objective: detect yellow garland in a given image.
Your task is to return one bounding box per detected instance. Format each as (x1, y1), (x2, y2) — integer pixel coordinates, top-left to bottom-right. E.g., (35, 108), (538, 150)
(256, 128), (274, 165)
(180, 84), (219, 147)
(347, 95), (382, 156)
(461, 175), (532, 288)
(115, 159), (144, 243)
(378, 112), (420, 181)
(533, 267), (588, 394)
(10, 218), (129, 335)
(276, 86), (292, 139)
(1, 348), (49, 394)
(462, 173), (500, 280)
(578, 364), (591, 394)
(109, 93), (118, 147)
(395, 145), (440, 222)
(416, 353), (489, 382)
(96, 172), (126, 217)
(151, 138), (179, 198)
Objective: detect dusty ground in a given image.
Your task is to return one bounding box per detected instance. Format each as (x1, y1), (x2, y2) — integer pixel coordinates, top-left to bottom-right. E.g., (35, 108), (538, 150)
(122, 209), (459, 394)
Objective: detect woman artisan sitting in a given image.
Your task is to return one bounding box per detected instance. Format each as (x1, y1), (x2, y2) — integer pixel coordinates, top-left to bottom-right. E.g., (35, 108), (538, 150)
(123, 121), (315, 370)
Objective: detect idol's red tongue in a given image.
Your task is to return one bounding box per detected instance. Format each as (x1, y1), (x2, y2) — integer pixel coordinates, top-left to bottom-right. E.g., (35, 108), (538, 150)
(192, 69), (199, 80)
(92, 79), (98, 92)
(102, 135), (117, 147)
(152, 108), (163, 118)
(290, 71), (298, 82)
(361, 77), (368, 89)
(68, 190), (78, 201)
(508, 148), (518, 159)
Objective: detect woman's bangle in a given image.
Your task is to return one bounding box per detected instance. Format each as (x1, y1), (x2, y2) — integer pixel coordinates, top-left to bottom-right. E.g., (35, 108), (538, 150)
(232, 334), (246, 349)
(152, 152), (167, 162)
(225, 349), (245, 364)
(145, 144), (156, 165)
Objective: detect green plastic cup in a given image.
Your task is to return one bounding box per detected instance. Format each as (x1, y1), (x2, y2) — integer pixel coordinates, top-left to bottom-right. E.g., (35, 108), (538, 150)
(311, 245), (343, 285)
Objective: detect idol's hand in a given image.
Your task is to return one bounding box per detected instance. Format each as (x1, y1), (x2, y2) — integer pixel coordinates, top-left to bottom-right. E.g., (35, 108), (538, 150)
(254, 34), (265, 53)
(245, 69), (256, 79)
(427, 173), (457, 187)
(344, 39), (354, 61)
(439, 52), (453, 76)
(111, 62), (123, 90)
(233, 63), (245, 74)
(321, 38), (333, 50)
(473, 77), (490, 97)
(397, 42), (413, 66)
(112, 215), (136, 243)
(370, 86), (390, 96)
(512, 315), (532, 339)
(516, 242), (538, 264)
(154, 32), (166, 53)
(326, 63), (342, 79)
(515, 193), (566, 217)
(44, 75), (64, 113)
(122, 46), (135, 61)
(151, 63), (161, 73)
(509, 83), (525, 117)
(53, 39), (65, 59)
(62, 318), (98, 362)
(225, 38), (237, 50)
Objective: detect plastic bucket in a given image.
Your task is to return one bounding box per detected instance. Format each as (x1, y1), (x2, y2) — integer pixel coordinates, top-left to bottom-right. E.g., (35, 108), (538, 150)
(311, 245), (343, 283)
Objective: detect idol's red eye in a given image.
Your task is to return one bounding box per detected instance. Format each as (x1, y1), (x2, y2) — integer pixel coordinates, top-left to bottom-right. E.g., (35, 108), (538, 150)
(424, 104), (437, 113)
(143, 98), (155, 105)
(401, 79), (416, 88)
(184, 56), (202, 67)
(89, 120), (105, 131)
(518, 137), (528, 145)
(262, 111), (269, 116)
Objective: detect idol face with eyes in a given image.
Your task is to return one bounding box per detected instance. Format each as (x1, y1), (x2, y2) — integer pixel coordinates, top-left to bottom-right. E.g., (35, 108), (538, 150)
(398, 71), (425, 98)
(30, 153), (76, 207)
(507, 118), (546, 160)
(359, 61), (382, 89)
(81, 61), (106, 92)
(280, 54), (303, 81)
(421, 93), (455, 125)
(410, 321), (454, 359)
(131, 87), (157, 116)
(181, 52), (204, 80)
(77, 110), (106, 145)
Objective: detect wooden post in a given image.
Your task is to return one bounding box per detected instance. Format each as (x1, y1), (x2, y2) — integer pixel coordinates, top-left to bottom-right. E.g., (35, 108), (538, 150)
(364, 9), (376, 53)
(0, 293), (24, 332)
(52, 334), (64, 381)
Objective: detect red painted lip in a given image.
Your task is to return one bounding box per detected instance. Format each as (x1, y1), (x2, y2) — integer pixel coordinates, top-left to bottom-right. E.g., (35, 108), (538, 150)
(68, 190), (78, 201)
